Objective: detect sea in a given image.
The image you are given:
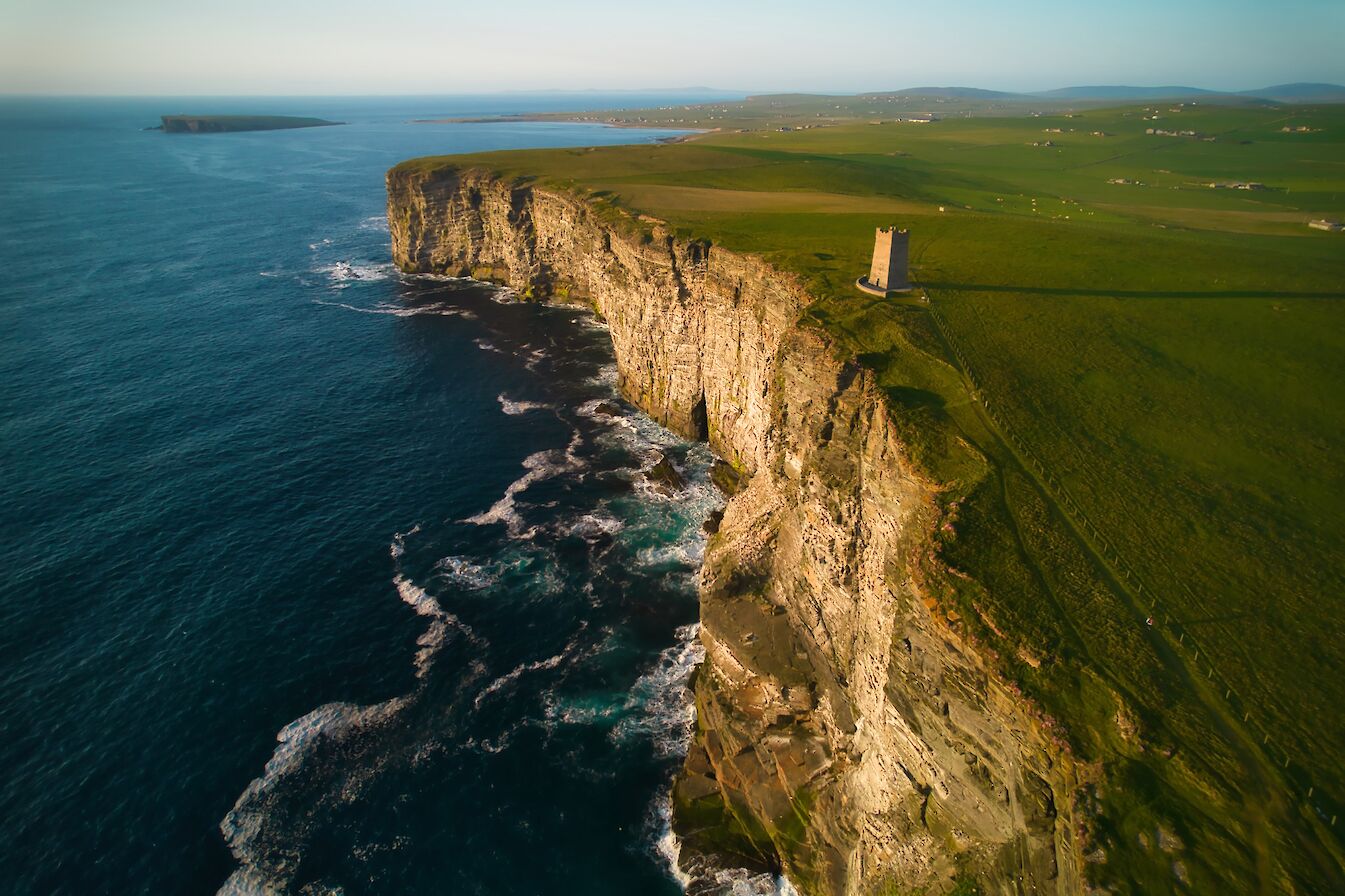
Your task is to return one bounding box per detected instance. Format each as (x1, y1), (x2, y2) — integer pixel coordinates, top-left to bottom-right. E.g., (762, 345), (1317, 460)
(0, 95), (787, 895)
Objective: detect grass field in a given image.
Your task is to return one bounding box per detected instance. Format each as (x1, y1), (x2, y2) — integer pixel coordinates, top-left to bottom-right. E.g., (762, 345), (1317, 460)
(399, 101), (1345, 890)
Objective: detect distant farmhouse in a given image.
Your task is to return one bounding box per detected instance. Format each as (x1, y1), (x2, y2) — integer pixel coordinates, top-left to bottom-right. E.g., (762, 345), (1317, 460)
(1145, 127), (1203, 138)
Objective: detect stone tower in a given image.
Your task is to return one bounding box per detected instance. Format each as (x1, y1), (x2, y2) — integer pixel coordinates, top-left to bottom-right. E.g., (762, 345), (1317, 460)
(867, 226), (910, 292)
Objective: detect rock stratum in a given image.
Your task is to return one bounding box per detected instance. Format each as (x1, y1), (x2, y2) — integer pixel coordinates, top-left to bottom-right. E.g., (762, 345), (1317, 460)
(387, 166), (1091, 895)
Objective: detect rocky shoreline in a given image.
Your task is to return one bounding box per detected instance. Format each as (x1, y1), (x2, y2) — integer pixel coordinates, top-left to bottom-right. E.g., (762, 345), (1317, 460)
(386, 164), (1090, 895)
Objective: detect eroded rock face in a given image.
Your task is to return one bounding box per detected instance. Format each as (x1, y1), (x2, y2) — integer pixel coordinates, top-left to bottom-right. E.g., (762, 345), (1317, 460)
(388, 166), (1088, 895)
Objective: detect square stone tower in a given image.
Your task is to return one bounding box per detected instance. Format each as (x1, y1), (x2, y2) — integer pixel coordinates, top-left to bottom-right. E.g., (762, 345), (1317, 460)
(868, 227), (910, 291)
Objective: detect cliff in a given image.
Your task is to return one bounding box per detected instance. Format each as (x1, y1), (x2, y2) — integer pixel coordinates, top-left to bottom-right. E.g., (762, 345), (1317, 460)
(387, 165), (1090, 895)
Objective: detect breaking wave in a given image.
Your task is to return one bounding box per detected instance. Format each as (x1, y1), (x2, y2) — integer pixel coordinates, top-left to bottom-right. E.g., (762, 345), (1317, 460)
(433, 555), (498, 590)
(220, 267), (737, 893)
(317, 260), (397, 286)
(217, 697), (412, 895)
(561, 510), (624, 541)
(613, 623), (703, 757)
(638, 625), (799, 896)
(313, 297), (476, 318)
(473, 623), (590, 711)
(463, 430), (584, 537)
(497, 394), (552, 415)
(217, 526), (484, 894)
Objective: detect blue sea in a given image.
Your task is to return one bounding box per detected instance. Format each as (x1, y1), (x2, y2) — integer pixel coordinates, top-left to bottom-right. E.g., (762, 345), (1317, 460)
(0, 95), (761, 895)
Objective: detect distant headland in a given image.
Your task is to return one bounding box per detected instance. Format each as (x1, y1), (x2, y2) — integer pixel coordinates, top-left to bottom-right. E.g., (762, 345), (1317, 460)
(153, 115), (344, 133)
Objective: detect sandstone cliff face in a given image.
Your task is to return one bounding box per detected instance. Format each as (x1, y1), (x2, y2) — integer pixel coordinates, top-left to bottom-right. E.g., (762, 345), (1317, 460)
(388, 165), (1088, 895)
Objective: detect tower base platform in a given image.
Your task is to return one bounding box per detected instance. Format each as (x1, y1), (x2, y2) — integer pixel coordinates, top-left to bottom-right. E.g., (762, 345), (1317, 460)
(856, 276), (913, 297)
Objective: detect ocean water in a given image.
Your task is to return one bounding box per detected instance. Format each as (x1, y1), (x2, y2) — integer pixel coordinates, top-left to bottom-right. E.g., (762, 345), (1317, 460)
(0, 96), (765, 895)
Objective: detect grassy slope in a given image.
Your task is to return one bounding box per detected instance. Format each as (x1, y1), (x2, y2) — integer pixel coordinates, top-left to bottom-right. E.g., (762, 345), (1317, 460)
(397, 103), (1345, 890)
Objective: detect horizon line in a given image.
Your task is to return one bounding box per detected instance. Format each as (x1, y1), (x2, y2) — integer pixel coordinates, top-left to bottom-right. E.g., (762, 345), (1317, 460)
(2, 80), (1343, 101)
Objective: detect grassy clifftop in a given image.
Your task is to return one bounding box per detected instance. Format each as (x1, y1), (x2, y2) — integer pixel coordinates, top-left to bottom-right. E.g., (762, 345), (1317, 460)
(394, 102), (1345, 889)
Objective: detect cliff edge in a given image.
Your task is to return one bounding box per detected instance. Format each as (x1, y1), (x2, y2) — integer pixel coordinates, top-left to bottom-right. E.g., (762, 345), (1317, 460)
(387, 164), (1090, 895)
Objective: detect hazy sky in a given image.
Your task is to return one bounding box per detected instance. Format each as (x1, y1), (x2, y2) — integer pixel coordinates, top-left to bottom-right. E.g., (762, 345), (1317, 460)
(2, 0), (1342, 95)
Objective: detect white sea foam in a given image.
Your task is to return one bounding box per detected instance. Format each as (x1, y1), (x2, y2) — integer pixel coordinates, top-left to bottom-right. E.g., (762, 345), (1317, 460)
(652, 789), (694, 888)
(392, 573), (482, 680)
(464, 431), (584, 537)
(473, 626), (586, 710)
(312, 298), (474, 318)
(572, 314), (611, 332)
(407, 271), (471, 284)
(541, 692), (626, 727)
(358, 215), (390, 232)
(218, 697), (409, 896)
(562, 510), (624, 540)
(392, 525), (483, 677)
(649, 800), (799, 896)
(589, 361), (620, 387)
(577, 398), (622, 420)
(217, 524), (498, 892)
(394, 576), (449, 678)
(613, 622), (703, 756)
(497, 394), (551, 416)
(319, 260), (397, 285)
(710, 869), (799, 895)
(215, 867), (269, 896)
(475, 338), (502, 353)
(634, 538), (706, 570)
(389, 524), (420, 560)
(432, 555), (498, 590)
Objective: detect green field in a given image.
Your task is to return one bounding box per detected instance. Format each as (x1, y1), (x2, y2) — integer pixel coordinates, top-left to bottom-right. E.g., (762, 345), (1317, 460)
(399, 101), (1345, 890)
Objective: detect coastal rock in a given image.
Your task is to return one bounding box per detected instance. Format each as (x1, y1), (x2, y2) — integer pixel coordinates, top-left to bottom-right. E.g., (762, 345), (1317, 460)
(710, 459), (743, 497)
(388, 165), (1087, 895)
(645, 451), (688, 496)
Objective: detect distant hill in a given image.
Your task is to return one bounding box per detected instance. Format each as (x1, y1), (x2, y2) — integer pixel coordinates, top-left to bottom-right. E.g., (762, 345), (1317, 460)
(1032, 83), (1345, 102)
(864, 87), (1024, 99)
(838, 83), (1345, 104)
(1033, 85), (1215, 99)
(1241, 82), (1345, 102)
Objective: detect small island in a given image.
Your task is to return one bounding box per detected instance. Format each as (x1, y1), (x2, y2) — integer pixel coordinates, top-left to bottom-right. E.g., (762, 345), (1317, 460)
(156, 114), (343, 133)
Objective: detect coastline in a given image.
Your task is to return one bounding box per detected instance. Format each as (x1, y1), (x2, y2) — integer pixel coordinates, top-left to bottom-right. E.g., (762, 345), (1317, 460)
(411, 115), (714, 143)
(386, 164), (1088, 894)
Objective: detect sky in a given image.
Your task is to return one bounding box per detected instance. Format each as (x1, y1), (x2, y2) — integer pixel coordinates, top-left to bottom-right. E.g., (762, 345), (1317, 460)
(1, 0), (1342, 95)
